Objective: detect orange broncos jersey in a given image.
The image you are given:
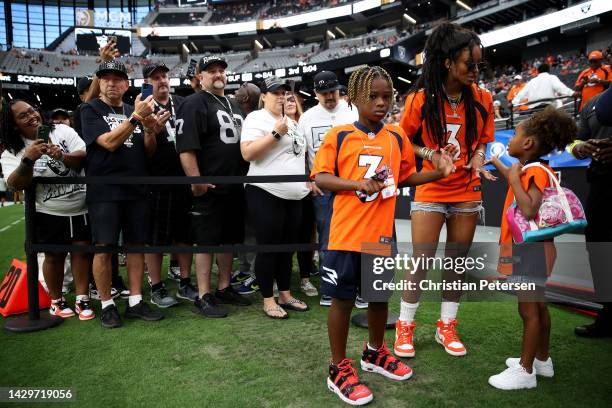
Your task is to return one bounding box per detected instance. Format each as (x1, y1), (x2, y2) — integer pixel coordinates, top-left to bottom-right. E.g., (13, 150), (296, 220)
(399, 84), (495, 202)
(310, 122), (416, 253)
(497, 162), (556, 276)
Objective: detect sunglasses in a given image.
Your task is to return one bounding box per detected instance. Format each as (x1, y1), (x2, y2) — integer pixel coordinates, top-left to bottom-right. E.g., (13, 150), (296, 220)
(286, 96), (296, 103)
(465, 60), (488, 72)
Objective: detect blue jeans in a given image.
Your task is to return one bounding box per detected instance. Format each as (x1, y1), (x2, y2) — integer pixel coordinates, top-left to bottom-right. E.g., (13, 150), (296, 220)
(313, 190), (333, 270)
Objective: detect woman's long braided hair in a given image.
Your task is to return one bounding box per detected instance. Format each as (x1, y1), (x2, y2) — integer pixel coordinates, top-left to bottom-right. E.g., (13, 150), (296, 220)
(347, 66), (395, 109)
(412, 22), (484, 162)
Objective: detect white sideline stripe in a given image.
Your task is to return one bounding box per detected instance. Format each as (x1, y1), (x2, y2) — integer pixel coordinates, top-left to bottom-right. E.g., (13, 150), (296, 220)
(1, 217), (25, 231)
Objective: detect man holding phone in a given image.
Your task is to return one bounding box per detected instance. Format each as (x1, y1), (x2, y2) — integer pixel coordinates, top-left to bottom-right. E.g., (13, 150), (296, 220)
(80, 60), (170, 328)
(176, 56), (251, 318)
(141, 62), (199, 307)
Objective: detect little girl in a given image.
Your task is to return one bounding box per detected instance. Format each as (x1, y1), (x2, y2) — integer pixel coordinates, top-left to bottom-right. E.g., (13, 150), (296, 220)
(488, 106), (576, 390)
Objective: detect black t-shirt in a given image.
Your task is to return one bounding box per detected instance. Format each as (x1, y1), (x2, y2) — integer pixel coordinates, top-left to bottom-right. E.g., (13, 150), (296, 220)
(175, 91), (249, 194)
(148, 94), (186, 191)
(578, 94), (612, 180)
(80, 98), (148, 202)
(73, 103), (84, 138)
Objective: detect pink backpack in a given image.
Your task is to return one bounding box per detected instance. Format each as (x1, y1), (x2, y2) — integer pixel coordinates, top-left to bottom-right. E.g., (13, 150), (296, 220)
(506, 163), (587, 244)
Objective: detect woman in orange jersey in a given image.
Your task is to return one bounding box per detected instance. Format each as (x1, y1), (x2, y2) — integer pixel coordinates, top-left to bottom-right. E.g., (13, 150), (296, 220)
(395, 22), (496, 359)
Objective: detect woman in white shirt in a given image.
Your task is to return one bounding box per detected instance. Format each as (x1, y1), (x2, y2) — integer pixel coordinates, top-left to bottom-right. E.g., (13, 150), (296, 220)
(1, 100), (94, 321)
(240, 77), (310, 319)
(285, 92), (319, 298)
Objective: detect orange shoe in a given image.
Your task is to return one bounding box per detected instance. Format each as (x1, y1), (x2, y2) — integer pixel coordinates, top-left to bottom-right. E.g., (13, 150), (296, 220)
(394, 320), (416, 357)
(327, 358), (373, 406)
(49, 299), (75, 318)
(75, 299), (96, 321)
(361, 341), (413, 381)
(435, 319), (466, 356)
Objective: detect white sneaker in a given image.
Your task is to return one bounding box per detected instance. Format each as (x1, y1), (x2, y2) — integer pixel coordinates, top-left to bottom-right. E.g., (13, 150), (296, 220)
(506, 357), (554, 377)
(167, 265), (181, 282)
(300, 280), (318, 297)
(354, 295), (368, 309)
(488, 365), (537, 390)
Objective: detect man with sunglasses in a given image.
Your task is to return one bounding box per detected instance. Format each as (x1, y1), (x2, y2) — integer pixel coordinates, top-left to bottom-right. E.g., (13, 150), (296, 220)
(297, 71), (358, 306)
(575, 50), (611, 112)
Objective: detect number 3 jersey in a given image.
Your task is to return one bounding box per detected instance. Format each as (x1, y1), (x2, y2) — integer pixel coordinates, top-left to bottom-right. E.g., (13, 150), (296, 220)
(175, 91), (249, 194)
(399, 84), (494, 202)
(310, 122), (416, 253)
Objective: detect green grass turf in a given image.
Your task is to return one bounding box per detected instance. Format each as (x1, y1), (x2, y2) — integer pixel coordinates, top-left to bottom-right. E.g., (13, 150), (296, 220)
(1, 204), (611, 407)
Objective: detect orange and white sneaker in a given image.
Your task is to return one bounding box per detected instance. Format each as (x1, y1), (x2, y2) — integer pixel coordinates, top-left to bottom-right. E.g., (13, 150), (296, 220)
(75, 299), (95, 321)
(327, 358), (373, 406)
(435, 319), (466, 356)
(49, 299), (75, 318)
(394, 320), (416, 357)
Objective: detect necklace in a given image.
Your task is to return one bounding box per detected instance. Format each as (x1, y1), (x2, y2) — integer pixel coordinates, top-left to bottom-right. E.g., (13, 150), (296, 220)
(206, 91), (239, 128)
(109, 104), (125, 116)
(442, 85), (462, 118)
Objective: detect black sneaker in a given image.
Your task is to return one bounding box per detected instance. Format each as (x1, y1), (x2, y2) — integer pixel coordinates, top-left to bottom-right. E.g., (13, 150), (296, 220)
(125, 300), (164, 321)
(215, 286), (252, 306)
(100, 304), (122, 329)
(192, 293), (228, 318)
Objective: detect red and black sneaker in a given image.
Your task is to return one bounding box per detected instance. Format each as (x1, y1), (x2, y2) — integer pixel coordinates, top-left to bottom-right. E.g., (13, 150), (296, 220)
(360, 341), (413, 381)
(327, 358), (373, 406)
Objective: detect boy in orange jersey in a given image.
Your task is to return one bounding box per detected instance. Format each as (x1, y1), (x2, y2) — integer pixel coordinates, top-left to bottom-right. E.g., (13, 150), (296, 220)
(311, 66), (453, 406)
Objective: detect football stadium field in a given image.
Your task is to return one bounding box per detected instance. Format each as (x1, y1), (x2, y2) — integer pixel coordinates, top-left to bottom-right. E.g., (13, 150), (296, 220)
(1, 204), (611, 407)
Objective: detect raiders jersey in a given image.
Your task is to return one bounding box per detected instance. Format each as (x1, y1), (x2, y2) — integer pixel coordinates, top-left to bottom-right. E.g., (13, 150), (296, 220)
(175, 91), (249, 193)
(148, 94), (186, 190)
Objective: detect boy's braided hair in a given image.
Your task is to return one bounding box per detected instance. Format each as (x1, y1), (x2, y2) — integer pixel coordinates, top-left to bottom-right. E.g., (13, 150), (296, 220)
(347, 66), (395, 108)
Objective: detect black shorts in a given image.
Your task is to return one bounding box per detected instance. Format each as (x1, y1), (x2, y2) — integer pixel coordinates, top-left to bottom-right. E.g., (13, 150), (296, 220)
(149, 189), (192, 245)
(190, 189), (245, 246)
(508, 242), (548, 287)
(35, 212), (91, 245)
(321, 250), (393, 302)
(88, 200), (150, 245)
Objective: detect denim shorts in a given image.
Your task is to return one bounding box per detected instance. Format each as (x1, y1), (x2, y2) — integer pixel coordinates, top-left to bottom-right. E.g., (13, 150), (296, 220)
(410, 201), (485, 223)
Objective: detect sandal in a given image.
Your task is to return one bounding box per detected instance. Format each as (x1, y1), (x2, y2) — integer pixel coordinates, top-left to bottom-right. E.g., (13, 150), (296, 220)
(263, 304), (288, 319)
(278, 298), (309, 312)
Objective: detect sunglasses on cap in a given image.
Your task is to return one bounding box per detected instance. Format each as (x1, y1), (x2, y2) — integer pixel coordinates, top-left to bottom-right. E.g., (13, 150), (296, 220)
(466, 60), (488, 72)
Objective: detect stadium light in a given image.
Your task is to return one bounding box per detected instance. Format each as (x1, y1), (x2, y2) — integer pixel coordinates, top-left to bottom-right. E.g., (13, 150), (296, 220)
(254, 40), (263, 50)
(456, 0), (472, 11)
(7, 92), (12, 100)
(299, 90), (311, 97)
(326, 30), (336, 39)
(403, 13), (417, 24)
(398, 76), (412, 84)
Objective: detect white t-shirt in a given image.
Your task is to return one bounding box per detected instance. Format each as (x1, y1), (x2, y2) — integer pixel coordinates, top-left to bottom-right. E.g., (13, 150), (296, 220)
(0, 124), (87, 216)
(297, 100), (359, 171)
(241, 109), (310, 200)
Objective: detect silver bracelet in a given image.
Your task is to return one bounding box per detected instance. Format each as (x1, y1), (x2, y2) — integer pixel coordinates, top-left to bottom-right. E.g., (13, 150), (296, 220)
(475, 150), (486, 159)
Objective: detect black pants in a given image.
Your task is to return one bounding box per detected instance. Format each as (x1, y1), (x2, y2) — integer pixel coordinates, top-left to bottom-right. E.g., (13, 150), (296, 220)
(246, 185), (302, 298)
(296, 195), (315, 279)
(585, 177), (612, 323)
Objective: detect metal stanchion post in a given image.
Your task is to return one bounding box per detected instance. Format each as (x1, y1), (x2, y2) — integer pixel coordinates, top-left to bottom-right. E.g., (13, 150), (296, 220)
(4, 185), (64, 333)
